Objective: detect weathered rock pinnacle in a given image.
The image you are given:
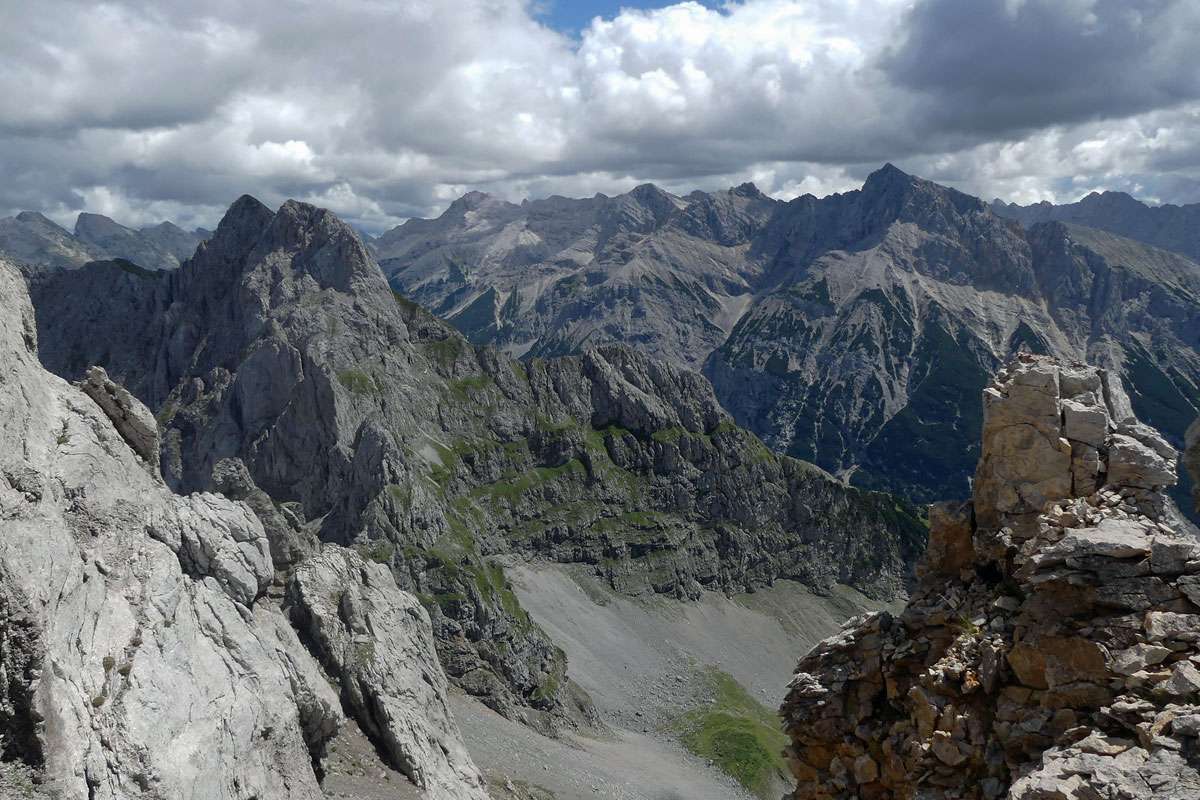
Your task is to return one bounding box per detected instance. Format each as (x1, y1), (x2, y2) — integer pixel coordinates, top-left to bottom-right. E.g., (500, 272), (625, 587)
(781, 354), (1200, 799)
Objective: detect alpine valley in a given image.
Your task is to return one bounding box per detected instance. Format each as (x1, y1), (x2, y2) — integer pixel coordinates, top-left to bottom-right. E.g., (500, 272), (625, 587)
(1, 164), (1198, 800)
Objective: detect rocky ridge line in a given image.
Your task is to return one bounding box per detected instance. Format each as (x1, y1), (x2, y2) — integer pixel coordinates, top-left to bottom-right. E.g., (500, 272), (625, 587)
(0, 211), (207, 272)
(26, 194), (926, 730)
(0, 259), (487, 799)
(780, 354), (1200, 799)
(371, 166), (1200, 517)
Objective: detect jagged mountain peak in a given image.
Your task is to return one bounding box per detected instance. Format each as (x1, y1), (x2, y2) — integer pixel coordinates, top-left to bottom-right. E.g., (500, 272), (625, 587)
(626, 182), (673, 201)
(225, 192), (275, 221)
(74, 210), (129, 238)
(862, 161), (912, 186)
(445, 190), (503, 216)
(189, 194), (276, 273)
(1077, 188), (1146, 210)
(602, 182), (683, 234)
(861, 162), (984, 212)
(265, 198), (383, 291)
(14, 210), (65, 229)
(847, 164), (993, 245)
(731, 180), (764, 197)
(185, 195), (389, 302)
(142, 219), (186, 234)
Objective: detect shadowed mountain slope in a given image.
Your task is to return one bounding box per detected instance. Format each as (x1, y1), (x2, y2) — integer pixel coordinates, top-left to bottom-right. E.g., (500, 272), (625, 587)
(376, 166), (1200, 512)
(25, 194), (926, 733)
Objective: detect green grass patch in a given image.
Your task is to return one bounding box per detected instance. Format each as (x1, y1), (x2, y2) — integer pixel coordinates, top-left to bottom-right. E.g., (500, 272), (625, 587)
(674, 668), (789, 799)
(583, 424), (629, 451)
(154, 399), (179, 427)
(392, 289), (420, 314)
(651, 426), (688, 444)
(355, 538), (395, 564)
(473, 458), (586, 503)
(425, 336), (465, 366)
(531, 671), (560, 703)
(535, 413), (577, 434)
(466, 561), (532, 627)
(449, 374), (494, 401)
(337, 369), (376, 395)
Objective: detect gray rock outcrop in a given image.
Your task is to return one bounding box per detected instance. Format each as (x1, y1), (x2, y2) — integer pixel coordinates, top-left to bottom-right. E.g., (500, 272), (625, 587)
(286, 548), (488, 798)
(780, 354), (1200, 799)
(0, 259), (485, 799)
(77, 366), (160, 467)
(26, 193), (926, 729)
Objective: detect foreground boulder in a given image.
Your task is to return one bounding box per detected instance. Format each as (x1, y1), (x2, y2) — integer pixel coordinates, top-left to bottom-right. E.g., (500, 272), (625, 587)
(781, 354), (1200, 799)
(0, 259), (486, 799)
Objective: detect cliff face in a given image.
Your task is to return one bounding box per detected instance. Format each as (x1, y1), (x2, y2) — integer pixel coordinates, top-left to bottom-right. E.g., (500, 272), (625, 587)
(781, 354), (1200, 799)
(0, 261), (487, 799)
(25, 195), (925, 731)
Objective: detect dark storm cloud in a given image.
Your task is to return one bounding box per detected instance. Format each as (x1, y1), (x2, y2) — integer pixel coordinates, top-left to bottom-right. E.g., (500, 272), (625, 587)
(887, 0), (1200, 134)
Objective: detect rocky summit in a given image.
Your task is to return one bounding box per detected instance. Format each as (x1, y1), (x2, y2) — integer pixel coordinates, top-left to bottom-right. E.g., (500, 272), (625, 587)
(780, 354), (1200, 799)
(375, 166), (1200, 515)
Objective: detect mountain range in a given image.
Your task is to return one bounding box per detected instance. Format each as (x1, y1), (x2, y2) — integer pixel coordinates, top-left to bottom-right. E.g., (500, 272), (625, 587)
(2, 169), (1199, 799)
(0, 210), (208, 271)
(993, 190), (1200, 263)
(14, 193), (921, 792)
(372, 165), (1200, 512)
(9, 168), (1197, 515)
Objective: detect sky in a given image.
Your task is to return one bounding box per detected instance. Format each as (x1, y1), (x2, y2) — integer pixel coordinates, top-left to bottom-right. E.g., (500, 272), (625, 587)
(1, 0), (1199, 233)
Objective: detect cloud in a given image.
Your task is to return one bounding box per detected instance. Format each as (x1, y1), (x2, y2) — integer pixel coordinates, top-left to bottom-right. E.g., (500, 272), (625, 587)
(886, 0), (1200, 134)
(0, 0), (1197, 234)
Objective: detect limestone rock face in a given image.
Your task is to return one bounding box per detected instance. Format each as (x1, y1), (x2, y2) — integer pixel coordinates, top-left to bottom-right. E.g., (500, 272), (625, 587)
(285, 548), (488, 800)
(28, 193), (927, 727)
(781, 355), (1200, 800)
(77, 366), (160, 468)
(0, 260), (484, 799)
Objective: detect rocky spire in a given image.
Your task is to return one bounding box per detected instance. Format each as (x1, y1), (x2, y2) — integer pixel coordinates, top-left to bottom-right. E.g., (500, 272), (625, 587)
(780, 354), (1200, 799)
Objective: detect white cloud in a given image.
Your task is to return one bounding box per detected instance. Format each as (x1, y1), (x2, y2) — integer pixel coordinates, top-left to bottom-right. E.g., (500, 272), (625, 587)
(0, 0), (1197, 233)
